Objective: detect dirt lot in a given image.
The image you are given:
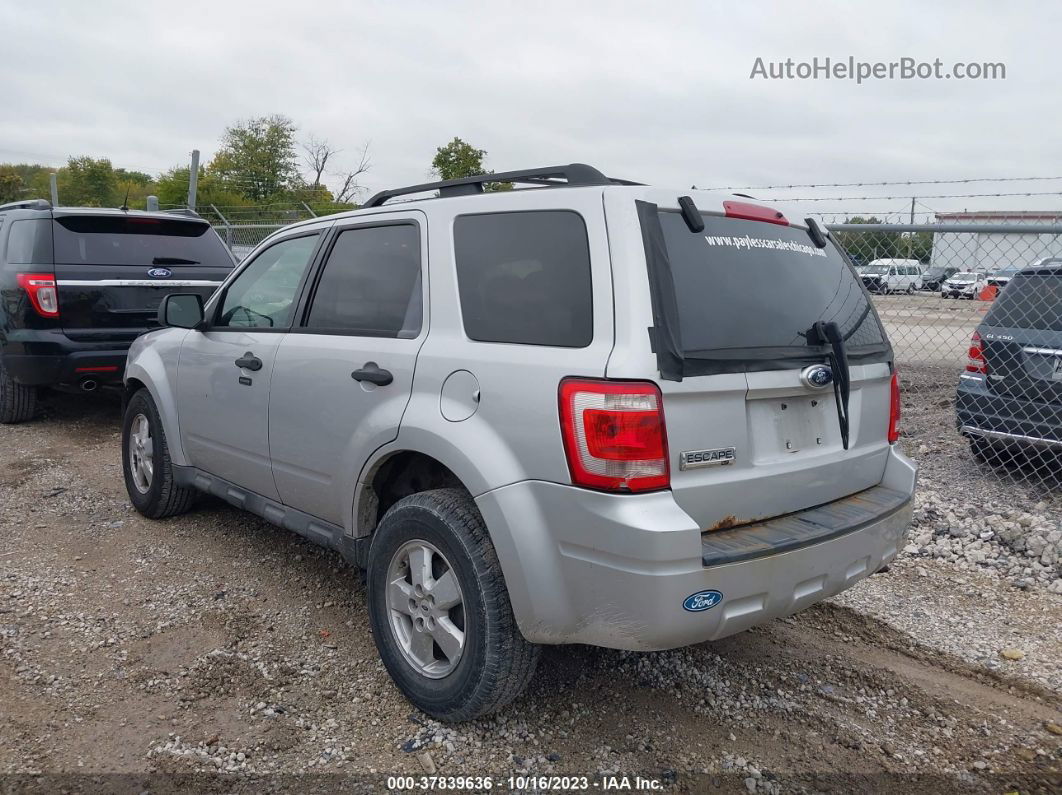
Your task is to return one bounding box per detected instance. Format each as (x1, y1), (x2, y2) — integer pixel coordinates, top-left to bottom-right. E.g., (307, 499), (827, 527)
(1, 386), (1060, 794)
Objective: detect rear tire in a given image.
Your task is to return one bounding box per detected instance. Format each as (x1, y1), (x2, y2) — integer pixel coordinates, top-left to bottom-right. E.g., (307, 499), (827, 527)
(122, 388), (197, 518)
(0, 361), (37, 424)
(367, 488), (539, 722)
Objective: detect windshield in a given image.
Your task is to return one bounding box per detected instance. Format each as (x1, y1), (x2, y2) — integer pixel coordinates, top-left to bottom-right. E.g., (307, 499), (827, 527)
(646, 208), (889, 376)
(863, 264), (889, 274)
(53, 216), (233, 267)
(951, 273), (978, 282)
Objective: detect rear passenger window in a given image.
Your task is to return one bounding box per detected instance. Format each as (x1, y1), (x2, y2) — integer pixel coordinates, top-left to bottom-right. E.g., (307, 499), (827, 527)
(453, 211), (592, 347)
(306, 224), (422, 337)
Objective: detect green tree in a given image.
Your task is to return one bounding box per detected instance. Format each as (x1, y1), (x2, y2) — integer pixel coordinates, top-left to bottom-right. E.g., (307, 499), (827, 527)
(834, 216), (903, 264)
(209, 115), (301, 201)
(431, 137), (511, 190)
(58, 157), (118, 207)
(0, 169), (25, 203)
(155, 166), (252, 209)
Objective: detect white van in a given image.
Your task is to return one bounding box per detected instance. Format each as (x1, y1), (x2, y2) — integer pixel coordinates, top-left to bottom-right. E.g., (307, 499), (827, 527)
(860, 259), (924, 294)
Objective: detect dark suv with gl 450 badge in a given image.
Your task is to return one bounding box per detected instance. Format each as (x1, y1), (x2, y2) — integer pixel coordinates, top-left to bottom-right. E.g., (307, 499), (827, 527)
(0, 199), (234, 423)
(958, 258), (1062, 468)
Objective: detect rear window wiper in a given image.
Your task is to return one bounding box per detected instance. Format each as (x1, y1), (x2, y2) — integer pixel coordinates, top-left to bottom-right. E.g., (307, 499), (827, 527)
(810, 320), (851, 450)
(152, 256), (199, 265)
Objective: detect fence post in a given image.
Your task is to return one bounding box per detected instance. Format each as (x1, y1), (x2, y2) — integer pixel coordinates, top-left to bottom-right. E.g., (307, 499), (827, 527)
(210, 204), (232, 250)
(146, 195), (159, 212)
(187, 149), (200, 210)
(49, 173), (59, 206)
(301, 201), (317, 218)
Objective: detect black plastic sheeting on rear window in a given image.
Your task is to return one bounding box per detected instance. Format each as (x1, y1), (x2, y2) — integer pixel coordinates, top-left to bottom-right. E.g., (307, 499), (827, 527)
(52, 216), (232, 267)
(637, 201), (891, 380)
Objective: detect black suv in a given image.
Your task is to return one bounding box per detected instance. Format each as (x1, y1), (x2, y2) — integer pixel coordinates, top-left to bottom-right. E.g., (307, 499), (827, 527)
(920, 265), (959, 291)
(957, 258), (1062, 466)
(0, 200), (234, 423)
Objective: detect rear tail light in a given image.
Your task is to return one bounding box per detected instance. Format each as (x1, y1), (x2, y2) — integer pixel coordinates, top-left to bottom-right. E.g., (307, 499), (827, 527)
(966, 331), (987, 374)
(888, 371), (901, 444)
(558, 378), (669, 492)
(16, 273), (59, 318)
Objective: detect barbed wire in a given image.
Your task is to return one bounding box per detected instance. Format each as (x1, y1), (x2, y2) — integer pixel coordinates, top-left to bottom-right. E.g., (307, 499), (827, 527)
(755, 190), (1062, 202)
(703, 175), (1062, 191)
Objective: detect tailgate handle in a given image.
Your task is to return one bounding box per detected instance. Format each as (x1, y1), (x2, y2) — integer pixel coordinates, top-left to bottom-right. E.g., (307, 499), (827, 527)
(234, 352), (263, 371)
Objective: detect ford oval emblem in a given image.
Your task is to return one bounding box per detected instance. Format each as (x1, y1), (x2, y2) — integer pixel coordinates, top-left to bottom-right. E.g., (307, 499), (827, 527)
(682, 590), (723, 612)
(800, 364), (834, 390)
(147, 267), (172, 278)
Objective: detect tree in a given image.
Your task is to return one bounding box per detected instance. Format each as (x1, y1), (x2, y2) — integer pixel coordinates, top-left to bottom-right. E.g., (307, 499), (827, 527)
(59, 157), (118, 207)
(332, 142), (372, 203)
(301, 135), (337, 192)
(209, 115), (301, 201)
(833, 216), (903, 264)
(0, 169), (25, 203)
(431, 137), (511, 190)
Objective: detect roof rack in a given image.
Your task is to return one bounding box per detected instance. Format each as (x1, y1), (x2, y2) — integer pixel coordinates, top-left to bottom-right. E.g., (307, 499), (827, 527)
(364, 163), (639, 208)
(0, 199), (52, 212)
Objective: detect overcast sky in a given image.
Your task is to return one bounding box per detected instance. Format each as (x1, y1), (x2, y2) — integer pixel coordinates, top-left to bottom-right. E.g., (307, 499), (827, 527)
(2, 0), (1059, 219)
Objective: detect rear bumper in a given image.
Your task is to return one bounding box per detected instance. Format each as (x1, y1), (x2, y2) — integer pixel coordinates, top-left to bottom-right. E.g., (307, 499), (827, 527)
(1, 331), (132, 386)
(477, 447), (916, 650)
(956, 376), (1062, 449)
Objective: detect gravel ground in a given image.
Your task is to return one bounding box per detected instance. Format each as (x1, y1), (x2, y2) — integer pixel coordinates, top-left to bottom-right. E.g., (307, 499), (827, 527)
(1, 386), (1060, 794)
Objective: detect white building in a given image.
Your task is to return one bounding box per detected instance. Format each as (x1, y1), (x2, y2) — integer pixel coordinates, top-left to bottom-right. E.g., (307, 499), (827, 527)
(930, 210), (1062, 273)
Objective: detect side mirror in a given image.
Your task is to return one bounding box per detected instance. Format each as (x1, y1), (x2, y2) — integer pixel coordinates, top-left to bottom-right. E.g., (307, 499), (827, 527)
(159, 293), (204, 329)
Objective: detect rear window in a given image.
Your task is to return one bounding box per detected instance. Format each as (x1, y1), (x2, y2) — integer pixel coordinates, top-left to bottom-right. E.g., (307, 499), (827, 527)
(984, 272), (1062, 331)
(648, 209), (888, 375)
(453, 211), (592, 347)
(52, 216), (232, 267)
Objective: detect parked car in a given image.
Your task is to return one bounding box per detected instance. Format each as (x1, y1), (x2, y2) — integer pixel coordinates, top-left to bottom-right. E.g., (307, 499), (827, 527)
(957, 258), (1062, 467)
(860, 259), (924, 294)
(121, 164), (915, 721)
(0, 200), (234, 423)
(987, 264), (1025, 289)
(941, 271), (988, 299)
(920, 265), (959, 291)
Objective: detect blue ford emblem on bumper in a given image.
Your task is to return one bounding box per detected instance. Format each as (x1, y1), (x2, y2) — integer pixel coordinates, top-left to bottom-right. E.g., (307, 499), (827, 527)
(682, 590), (723, 612)
(148, 267), (173, 278)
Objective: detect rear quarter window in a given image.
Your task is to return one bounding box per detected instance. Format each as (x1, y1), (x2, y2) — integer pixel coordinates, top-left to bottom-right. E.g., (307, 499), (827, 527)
(5, 219), (53, 264)
(453, 210), (593, 347)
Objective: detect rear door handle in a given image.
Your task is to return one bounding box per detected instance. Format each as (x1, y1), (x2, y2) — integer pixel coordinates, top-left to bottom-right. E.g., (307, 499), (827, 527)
(235, 352), (263, 371)
(351, 361), (393, 386)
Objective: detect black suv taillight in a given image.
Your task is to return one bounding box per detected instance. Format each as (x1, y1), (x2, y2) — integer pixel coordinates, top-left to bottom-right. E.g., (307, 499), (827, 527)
(17, 273), (59, 318)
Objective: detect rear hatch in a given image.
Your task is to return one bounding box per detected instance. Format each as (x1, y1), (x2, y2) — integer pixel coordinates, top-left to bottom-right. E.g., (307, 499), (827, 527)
(978, 267), (1062, 414)
(632, 202), (895, 531)
(52, 213), (234, 342)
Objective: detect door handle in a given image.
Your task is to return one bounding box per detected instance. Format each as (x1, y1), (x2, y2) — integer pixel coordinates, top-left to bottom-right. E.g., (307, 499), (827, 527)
(235, 352), (263, 371)
(351, 361), (393, 386)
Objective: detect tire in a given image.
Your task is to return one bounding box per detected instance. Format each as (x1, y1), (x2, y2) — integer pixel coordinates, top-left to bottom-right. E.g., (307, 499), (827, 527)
(367, 488), (539, 722)
(0, 361), (37, 424)
(122, 388), (197, 519)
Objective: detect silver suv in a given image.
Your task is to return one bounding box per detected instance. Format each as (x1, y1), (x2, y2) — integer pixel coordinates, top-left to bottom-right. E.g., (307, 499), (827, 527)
(121, 164), (916, 721)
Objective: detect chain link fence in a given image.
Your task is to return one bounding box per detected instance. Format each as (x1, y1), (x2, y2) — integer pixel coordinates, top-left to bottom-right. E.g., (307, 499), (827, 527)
(204, 206), (1062, 495)
(820, 214), (1062, 496)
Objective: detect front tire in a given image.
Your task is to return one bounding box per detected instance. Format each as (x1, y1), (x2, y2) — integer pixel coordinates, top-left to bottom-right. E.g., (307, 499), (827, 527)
(122, 388), (196, 518)
(0, 361), (37, 424)
(367, 488), (539, 722)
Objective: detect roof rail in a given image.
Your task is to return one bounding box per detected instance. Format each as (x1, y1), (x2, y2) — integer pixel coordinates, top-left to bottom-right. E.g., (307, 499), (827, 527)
(364, 163), (639, 208)
(0, 199), (52, 212)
